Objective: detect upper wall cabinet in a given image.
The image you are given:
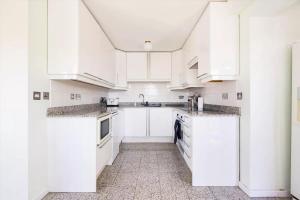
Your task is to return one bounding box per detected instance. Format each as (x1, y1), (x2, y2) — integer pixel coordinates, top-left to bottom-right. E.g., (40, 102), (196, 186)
(48, 0), (115, 88)
(126, 52), (148, 81)
(127, 52), (172, 82)
(114, 50), (128, 90)
(169, 50), (204, 90)
(149, 53), (172, 81)
(184, 2), (239, 83)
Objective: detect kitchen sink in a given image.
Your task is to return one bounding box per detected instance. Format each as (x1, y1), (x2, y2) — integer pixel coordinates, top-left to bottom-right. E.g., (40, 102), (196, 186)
(142, 102), (162, 107)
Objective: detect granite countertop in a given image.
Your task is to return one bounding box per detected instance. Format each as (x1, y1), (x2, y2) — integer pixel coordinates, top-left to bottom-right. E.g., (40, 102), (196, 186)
(47, 103), (240, 118)
(47, 104), (115, 118)
(175, 108), (239, 117)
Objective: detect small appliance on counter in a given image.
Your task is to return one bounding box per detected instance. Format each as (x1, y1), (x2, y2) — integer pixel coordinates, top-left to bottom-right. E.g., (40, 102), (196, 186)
(188, 95), (198, 111)
(107, 98), (119, 107)
(100, 97), (107, 107)
(188, 95), (204, 112)
(198, 97), (204, 111)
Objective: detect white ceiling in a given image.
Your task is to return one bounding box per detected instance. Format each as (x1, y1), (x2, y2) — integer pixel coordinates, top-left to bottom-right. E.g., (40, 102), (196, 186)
(84, 0), (211, 51)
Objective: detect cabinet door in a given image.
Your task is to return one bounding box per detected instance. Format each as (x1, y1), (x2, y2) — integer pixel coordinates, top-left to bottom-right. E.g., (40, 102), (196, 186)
(127, 53), (148, 81)
(209, 2), (239, 76)
(48, 0), (78, 75)
(171, 50), (184, 86)
(197, 4), (210, 78)
(115, 50), (127, 87)
(149, 108), (173, 137)
(149, 52), (172, 81)
(78, 1), (115, 84)
(124, 108), (147, 137)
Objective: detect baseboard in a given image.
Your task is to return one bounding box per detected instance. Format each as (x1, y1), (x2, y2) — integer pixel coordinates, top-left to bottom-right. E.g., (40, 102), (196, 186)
(32, 189), (48, 200)
(122, 136), (173, 143)
(239, 182), (290, 197)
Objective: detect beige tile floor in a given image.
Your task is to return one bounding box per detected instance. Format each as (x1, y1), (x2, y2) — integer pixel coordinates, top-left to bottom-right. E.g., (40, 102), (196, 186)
(43, 143), (291, 200)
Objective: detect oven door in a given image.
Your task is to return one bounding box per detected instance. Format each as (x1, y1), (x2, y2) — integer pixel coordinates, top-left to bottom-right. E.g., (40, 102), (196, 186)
(97, 114), (112, 147)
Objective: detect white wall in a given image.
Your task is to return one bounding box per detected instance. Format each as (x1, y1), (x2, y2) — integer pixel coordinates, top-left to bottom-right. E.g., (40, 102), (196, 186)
(0, 1), (29, 199)
(108, 83), (189, 103)
(50, 80), (109, 107)
(28, 0), (50, 199)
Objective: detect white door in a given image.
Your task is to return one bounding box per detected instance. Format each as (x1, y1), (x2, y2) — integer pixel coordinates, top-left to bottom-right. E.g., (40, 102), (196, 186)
(149, 52), (172, 81)
(115, 50), (127, 87)
(291, 42), (300, 199)
(126, 52), (148, 81)
(149, 108), (173, 137)
(124, 108), (147, 137)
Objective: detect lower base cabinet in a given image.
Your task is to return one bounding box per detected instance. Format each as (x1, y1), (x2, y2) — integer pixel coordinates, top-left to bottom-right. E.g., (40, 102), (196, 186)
(48, 117), (99, 192)
(149, 108), (173, 137)
(123, 107), (174, 141)
(48, 116), (114, 193)
(124, 108), (147, 137)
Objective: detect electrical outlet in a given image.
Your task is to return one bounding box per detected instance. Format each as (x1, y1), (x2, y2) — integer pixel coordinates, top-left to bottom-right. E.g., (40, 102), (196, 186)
(237, 92), (243, 100)
(43, 92), (49, 100)
(75, 94), (81, 100)
(222, 93), (228, 100)
(70, 93), (75, 100)
(33, 92), (41, 100)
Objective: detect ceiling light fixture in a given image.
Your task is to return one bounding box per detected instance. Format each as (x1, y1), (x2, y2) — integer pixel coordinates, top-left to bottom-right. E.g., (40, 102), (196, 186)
(144, 40), (152, 51)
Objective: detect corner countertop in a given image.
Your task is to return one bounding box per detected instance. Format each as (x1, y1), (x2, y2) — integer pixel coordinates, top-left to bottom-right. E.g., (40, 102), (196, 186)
(174, 108), (239, 117)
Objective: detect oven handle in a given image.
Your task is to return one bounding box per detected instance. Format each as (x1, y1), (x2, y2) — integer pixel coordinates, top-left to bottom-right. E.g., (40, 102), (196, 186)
(97, 135), (112, 149)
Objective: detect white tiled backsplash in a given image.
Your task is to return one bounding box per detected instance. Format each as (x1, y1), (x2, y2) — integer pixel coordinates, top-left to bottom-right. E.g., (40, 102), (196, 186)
(50, 80), (109, 107)
(108, 83), (189, 103)
(189, 81), (241, 107)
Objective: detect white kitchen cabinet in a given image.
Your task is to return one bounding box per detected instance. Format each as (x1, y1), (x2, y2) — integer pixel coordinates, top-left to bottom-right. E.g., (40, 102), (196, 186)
(149, 108), (173, 137)
(149, 52), (172, 81)
(170, 50), (184, 87)
(126, 52), (148, 81)
(114, 50), (128, 89)
(127, 52), (172, 82)
(196, 2), (239, 82)
(124, 108), (147, 137)
(168, 50), (204, 90)
(48, 116), (112, 192)
(180, 2), (239, 83)
(48, 0), (115, 88)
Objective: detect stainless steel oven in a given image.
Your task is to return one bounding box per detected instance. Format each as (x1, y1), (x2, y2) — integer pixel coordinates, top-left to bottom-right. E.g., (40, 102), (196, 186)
(97, 114), (112, 148)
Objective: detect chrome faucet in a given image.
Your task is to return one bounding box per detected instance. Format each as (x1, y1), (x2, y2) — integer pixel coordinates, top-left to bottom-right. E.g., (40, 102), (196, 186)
(139, 94), (145, 105)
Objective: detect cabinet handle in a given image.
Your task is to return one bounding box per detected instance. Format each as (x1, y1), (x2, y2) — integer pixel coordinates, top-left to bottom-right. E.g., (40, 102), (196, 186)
(197, 73), (208, 79)
(185, 141), (191, 148)
(185, 151), (191, 159)
(97, 136), (112, 149)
